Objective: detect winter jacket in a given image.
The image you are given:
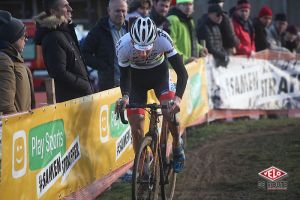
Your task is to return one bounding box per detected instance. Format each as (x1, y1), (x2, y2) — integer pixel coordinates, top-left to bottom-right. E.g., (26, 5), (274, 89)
(198, 13), (238, 51)
(167, 7), (203, 63)
(253, 18), (270, 52)
(220, 13), (239, 49)
(0, 41), (35, 114)
(232, 16), (256, 56)
(197, 17), (228, 67)
(150, 8), (170, 34)
(266, 24), (289, 52)
(81, 17), (128, 91)
(34, 12), (93, 103)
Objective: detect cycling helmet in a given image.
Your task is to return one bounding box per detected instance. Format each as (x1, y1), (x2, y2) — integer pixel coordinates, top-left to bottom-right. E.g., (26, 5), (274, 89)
(130, 17), (157, 51)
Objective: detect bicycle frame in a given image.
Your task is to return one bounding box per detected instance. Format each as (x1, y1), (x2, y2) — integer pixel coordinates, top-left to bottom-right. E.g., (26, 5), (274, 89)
(119, 103), (177, 200)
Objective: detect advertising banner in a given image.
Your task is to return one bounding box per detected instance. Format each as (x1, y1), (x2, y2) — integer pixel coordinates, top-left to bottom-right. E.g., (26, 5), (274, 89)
(0, 89), (134, 200)
(0, 59), (208, 199)
(206, 55), (300, 109)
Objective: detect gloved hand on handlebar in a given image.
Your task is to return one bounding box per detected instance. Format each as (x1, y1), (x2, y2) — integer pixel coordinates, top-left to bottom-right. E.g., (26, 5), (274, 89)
(115, 95), (129, 119)
(168, 96), (181, 115)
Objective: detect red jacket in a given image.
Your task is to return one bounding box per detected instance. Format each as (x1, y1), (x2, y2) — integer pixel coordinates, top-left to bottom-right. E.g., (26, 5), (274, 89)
(232, 18), (256, 56)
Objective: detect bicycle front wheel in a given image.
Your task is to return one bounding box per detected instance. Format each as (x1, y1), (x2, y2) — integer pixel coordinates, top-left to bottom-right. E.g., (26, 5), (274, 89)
(160, 159), (177, 200)
(132, 136), (160, 200)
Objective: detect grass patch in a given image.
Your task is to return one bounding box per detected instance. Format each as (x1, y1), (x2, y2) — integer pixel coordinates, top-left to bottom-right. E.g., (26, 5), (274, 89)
(98, 118), (300, 200)
(185, 118), (299, 149)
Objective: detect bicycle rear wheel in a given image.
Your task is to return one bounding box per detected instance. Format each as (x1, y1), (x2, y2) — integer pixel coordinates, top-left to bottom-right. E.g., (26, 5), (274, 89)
(132, 136), (160, 200)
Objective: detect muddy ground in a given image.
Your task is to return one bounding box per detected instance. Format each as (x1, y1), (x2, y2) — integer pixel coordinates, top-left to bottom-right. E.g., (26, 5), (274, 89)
(174, 119), (300, 200)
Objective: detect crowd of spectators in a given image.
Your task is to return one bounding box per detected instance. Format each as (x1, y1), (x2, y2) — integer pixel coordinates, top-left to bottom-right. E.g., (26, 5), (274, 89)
(1, 0), (300, 115)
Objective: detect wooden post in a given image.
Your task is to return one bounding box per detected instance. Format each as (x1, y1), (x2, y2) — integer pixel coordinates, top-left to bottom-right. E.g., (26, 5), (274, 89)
(45, 78), (56, 104)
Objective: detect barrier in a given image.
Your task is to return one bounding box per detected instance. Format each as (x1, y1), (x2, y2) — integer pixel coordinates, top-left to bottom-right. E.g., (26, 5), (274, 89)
(0, 59), (208, 200)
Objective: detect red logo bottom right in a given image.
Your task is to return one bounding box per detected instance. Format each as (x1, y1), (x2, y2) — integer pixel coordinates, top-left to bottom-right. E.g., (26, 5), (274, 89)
(258, 166), (288, 190)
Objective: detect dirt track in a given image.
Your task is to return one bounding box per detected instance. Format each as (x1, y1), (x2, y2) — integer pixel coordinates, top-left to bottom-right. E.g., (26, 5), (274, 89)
(174, 123), (300, 200)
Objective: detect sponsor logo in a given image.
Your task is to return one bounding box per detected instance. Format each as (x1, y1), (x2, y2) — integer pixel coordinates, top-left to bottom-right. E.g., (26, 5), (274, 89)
(12, 130), (27, 179)
(100, 105), (109, 143)
(61, 136), (81, 182)
(110, 103), (130, 138)
(29, 120), (66, 170)
(36, 136), (81, 198)
(258, 166), (288, 190)
(116, 127), (132, 160)
(190, 74), (202, 108)
(36, 153), (62, 198)
(187, 74), (202, 114)
(157, 29), (173, 47)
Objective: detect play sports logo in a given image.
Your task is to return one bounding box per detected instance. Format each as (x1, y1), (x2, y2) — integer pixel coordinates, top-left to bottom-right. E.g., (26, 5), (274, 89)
(258, 166), (288, 190)
(12, 131), (27, 179)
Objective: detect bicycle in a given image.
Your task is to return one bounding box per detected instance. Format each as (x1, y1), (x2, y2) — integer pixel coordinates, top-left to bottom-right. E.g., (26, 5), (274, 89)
(117, 103), (177, 200)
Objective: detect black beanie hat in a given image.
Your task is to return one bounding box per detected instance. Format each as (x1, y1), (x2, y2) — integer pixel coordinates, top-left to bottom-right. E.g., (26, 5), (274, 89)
(208, 0), (224, 4)
(275, 13), (287, 22)
(0, 10), (26, 43)
(208, 4), (224, 14)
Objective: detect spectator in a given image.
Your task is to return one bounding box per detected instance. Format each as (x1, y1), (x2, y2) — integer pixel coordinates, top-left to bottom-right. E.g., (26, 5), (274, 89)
(125, 0), (152, 21)
(0, 10), (35, 114)
(267, 13), (289, 52)
(229, 6), (236, 18)
(167, 0), (207, 64)
(150, 0), (171, 33)
(232, 0), (255, 56)
(296, 36), (300, 54)
(81, 0), (128, 92)
(253, 6), (273, 52)
(197, 0), (238, 55)
(197, 5), (229, 67)
(283, 25), (299, 53)
(34, 0), (93, 103)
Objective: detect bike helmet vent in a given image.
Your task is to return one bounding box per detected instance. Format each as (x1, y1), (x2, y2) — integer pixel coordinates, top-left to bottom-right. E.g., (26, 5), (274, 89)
(130, 17), (157, 51)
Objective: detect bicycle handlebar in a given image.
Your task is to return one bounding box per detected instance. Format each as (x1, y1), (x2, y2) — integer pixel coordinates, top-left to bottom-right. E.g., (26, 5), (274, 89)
(118, 103), (179, 125)
(119, 103), (168, 124)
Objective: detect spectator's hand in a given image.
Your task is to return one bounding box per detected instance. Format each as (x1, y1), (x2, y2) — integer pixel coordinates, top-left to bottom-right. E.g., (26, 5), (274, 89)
(232, 47), (236, 55)
(228, 47), (236, 55)
(186, 57), (198, 64)
(250, 51), (256, 58)
(200, 48), (208, 57)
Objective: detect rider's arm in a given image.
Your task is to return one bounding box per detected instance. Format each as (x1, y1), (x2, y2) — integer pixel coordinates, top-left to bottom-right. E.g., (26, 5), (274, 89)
(168, 53), (188, 99)
(116, 34), (131, 98)
(119, 66), (131, 97)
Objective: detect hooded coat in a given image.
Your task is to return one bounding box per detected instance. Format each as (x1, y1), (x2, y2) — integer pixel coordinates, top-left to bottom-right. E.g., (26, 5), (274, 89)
(0, 41), (35, 114)
(167, 7), (203, 63)
(34, 12), (93, 103)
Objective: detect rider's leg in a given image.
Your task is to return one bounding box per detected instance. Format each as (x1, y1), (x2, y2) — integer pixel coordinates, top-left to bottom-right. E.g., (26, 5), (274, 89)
(161, 101), (180, 148)
(161, 96), (185, 173)
(128, 114), (145, 154)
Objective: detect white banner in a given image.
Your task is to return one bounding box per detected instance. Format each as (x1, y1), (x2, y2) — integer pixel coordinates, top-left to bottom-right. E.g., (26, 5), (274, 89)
(206, 56), (300, 109)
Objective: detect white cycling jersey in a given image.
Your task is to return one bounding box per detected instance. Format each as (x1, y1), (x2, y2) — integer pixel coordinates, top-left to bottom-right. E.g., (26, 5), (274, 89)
(116, 29), (177, 69)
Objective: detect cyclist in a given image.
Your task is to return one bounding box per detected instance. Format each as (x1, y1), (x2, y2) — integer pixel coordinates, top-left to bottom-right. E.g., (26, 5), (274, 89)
(116, 17), (188, 173)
